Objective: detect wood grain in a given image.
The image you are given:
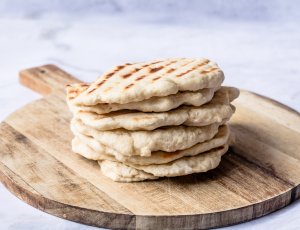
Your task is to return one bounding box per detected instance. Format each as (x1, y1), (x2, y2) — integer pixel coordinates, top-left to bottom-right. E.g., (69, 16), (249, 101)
(0, 64), (299, 229)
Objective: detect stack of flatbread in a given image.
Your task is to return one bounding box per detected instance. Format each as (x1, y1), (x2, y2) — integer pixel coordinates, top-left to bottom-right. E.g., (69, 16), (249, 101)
(66, 58), (239, 182)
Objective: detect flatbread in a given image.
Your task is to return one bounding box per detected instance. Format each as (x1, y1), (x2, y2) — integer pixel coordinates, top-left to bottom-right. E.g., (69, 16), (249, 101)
(67, 86), (218, 114)
(127, 145), (228, 177)
(71, 118), (220, 156)
(72, 87), (238, 131)
(70, 58), (224, 105)
(99, 160), (159, 182)
(98, 145), (229, 182)
(72, 125), (230, 165)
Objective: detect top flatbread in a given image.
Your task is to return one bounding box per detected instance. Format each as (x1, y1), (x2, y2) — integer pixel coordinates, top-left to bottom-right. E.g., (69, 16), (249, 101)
(69, 58), (224, 105)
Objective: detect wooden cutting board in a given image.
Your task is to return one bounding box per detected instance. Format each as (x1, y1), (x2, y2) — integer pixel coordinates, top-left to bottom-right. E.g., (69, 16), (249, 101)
(0, 65), (300, 230)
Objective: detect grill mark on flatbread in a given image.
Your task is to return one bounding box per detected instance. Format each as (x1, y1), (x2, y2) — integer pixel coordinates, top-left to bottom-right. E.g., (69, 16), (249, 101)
(87, 79), (107, 94)
(86, 65), (128, 93)
(135, 75), (146, 81)
(104, 65), (129, 79)
(67, 83), (90, 101)
(85, 60), (173, 94)
(121, 73), (133, 79)
(176, 59), (210, 78)
(124, 83), (134, 89)
(149, 66), (164, 73)
(166, 68), (176, 74)
(105, 72), (115, 79)
(133, 59), (178, 82)
(75, 85), (89, 97)
(173, 59), (199, 78)
(87, 85), (99, 94)
(148, 60), (162, 65)
(176, 68), (196, 78)
(121, 67), (145, 79)
(164, 59), (194, 75)
(200, 67), (219, 74)
(97, 79), (106, 86)
(88, 59), (188, 94)
(87, 88), (96, 94)
(152, 76), (161, 81)
(72, 58), (221, 104)
(120, 60), (165, 79)
(121, 59), (174, 80)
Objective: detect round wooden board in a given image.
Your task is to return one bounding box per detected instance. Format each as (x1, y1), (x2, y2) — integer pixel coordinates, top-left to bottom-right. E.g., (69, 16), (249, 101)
(0, 65), (300, 230)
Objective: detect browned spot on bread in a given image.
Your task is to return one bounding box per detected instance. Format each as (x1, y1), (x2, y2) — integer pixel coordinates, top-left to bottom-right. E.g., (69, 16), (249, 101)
(105, 72), (115, 79)
(149, 66), (163, 73)
(116, 65), (126, 70)
(87, 88), (96, 94)
(201, 67), (218, 74)
(162, 152), (180, 158)
(79, 83), (89, 86)
(124, 83), (134, 89)
(122, 73), (132, 79)
(97, 79), (106, 87)
(133, 116), (153, 121)
(167, 68), (176, 73)
(69, 96), (75, 100)
(152, 76), (161, 81)
(136, 75), (146, 81)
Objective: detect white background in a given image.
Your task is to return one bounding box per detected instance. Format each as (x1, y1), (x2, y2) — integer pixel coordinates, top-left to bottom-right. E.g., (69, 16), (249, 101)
(0, 1), (299, 229)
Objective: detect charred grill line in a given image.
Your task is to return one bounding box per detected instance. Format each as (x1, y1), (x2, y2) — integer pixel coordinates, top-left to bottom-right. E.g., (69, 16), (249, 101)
(124, 83), (134, 89)
(176, 59), (210, 78)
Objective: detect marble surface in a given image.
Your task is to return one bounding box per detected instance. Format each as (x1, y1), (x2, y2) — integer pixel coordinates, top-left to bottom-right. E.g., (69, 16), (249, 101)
(0, 1), (300, 229)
